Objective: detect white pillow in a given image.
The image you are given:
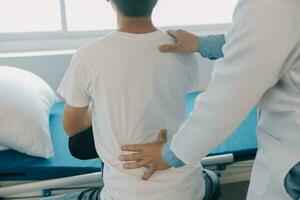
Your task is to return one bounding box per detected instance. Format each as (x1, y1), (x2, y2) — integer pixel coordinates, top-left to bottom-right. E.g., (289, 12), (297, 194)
(0, 66), (59, 158)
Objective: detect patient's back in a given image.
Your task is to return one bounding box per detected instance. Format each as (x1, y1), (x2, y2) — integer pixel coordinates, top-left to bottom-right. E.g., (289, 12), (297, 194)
(79, 30), (204, 200)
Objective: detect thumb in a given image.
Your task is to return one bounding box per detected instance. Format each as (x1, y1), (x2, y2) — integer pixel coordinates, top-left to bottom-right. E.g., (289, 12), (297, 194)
(157, 129), (167, 143)
(159, 43), (179, 52)
(142, 167), (156, 180)
(166, 30), (178, 39)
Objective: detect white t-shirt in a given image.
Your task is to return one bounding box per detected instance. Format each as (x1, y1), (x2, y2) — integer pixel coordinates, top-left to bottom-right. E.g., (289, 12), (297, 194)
(58, 30), (205, 200)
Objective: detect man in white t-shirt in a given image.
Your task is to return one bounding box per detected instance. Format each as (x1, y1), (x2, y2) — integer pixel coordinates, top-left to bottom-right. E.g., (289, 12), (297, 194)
(47, 0), (219, 199)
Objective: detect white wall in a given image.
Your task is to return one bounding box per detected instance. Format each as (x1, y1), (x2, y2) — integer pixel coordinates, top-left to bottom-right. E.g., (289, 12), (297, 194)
(0, 52), (214, 91)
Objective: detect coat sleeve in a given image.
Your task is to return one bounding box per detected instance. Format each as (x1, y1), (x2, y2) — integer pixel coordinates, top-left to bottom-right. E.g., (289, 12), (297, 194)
(170, 0), (297, 165)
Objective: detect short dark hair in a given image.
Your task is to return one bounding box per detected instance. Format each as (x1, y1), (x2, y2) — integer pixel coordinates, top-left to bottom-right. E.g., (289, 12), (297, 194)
(112, 0), (158, 17)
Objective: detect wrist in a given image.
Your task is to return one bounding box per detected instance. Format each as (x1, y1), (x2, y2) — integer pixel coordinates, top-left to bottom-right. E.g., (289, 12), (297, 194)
(191, 34), (200, 52)
(161, 141), (185, 168)
(197, 36), (202, 53)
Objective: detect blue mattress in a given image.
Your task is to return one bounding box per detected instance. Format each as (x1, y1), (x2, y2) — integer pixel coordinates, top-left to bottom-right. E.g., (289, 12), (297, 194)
(0, 92), (257, 181)
(185, 92), (258, 160)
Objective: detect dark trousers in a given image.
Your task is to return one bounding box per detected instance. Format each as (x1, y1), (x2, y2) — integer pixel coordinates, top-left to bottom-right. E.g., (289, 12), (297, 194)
(285, 162), (300, 200)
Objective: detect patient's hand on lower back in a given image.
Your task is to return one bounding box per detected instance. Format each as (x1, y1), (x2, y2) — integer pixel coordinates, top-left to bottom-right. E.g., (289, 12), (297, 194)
(119, 130), (171, 180)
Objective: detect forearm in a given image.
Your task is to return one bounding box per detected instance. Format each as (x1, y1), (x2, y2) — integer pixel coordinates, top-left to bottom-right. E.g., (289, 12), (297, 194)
(75, 110), (92, 134)
(198, 34), (225, 60)
(81, 110), (92, 131)
(63, 107), (92, 137)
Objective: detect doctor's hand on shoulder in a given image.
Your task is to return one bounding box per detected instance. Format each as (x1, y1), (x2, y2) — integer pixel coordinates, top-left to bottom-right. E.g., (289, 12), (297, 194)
(160, 29), (199, 53)
(120, 130), (171, 180)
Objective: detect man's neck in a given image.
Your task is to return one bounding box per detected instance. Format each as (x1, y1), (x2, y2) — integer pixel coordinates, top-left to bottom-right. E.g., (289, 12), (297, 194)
(117, 15), (157, 34)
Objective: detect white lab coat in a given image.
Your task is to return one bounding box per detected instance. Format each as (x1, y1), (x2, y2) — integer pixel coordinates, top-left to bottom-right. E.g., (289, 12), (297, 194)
(170, 0), (300, 199)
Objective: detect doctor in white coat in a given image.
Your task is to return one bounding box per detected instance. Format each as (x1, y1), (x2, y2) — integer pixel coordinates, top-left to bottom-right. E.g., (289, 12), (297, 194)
(120, 0), (300, 199)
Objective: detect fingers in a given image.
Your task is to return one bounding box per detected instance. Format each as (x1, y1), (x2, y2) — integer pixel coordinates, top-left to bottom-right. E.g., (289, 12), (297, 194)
(157, 129), (167, 143)
(121, 144), (145, 152)
(142, 166), (157, 180)
(119, 153), (143, 162)
(159, 44), (180, 52)
(123, 160), (148, 170)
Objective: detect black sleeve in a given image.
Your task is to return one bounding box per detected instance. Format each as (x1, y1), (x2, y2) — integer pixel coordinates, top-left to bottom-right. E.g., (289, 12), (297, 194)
(68, 127), (98, 160)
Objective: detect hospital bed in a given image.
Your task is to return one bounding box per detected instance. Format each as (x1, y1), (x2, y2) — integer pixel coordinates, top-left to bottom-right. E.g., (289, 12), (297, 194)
(0, 92), (258, 199)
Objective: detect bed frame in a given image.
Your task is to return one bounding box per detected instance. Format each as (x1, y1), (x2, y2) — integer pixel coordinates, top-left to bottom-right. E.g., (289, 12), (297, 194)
(0, 153), (254, 199)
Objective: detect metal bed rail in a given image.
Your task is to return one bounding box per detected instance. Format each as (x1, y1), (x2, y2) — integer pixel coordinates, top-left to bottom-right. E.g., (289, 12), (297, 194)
(0, 154), (235, 197)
